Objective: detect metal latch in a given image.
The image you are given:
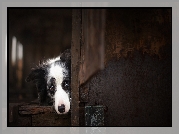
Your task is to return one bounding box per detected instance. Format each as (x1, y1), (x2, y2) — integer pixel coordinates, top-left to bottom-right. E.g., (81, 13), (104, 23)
(85, 105), (104, 126)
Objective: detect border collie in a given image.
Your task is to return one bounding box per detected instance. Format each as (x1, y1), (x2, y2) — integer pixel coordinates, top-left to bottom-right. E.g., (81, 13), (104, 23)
(26, 49), (71, 114)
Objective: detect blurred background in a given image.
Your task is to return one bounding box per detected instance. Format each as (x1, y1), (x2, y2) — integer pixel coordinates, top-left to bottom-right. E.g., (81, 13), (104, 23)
(8, 9), (72, 103)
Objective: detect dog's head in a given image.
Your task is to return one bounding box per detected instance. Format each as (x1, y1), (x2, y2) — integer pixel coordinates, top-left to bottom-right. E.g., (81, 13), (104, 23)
(26, 49), (71, 114)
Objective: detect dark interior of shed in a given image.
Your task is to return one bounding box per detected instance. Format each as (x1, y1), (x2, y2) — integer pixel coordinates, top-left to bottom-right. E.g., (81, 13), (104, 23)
(8, 9), (72, 103)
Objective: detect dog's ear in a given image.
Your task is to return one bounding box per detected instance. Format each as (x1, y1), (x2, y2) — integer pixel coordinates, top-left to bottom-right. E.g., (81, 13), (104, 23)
(60, 49), (71, 62)
(25, 68), (46, 83)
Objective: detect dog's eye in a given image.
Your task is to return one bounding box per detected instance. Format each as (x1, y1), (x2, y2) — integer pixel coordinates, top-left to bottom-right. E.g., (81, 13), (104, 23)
(62, 80), (70, 90)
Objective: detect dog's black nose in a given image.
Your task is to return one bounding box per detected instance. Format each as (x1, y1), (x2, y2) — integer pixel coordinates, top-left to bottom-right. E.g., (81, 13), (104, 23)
(58, 104), (65, 113)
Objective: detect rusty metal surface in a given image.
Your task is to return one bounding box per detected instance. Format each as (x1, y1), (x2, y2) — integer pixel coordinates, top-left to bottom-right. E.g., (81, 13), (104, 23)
(85, 9), (172, 126)
(105, 9), (171, 64)
(80, 84), (89, 103)
(79, 9), (105, 85)
(71, 9), (81, 126)
(87, 51), (171, 126)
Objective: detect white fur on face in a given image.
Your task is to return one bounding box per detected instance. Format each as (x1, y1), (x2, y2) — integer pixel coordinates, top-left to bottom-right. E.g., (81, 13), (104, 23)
(48, 60), (70, 114)
(46, 56), (61, 64)
(48, 63), (64, 86)
(54, 86), (70, 114)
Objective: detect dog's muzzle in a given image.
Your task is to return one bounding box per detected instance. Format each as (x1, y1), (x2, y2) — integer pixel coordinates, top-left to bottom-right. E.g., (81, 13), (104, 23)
(58, 104), (65, 113)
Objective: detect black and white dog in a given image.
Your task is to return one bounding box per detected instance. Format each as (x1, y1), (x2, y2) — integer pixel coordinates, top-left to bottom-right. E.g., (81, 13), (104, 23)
(26, 49), (71, 114)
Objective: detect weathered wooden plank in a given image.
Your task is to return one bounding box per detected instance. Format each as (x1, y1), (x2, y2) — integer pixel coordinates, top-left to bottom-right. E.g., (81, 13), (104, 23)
(32, 113), (71, 126)
(79, 9), (105, 85)
(16, 104), (71, 126)
(9, 103), (18, 122)
(71, 9), (81, 126)
(8, 103), (32, 126)
(19, 105), (54, 115)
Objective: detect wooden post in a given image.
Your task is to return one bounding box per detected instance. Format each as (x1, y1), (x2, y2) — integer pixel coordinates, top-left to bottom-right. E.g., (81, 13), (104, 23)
(71, 9), (82, 126)
(71, 9), (106, 126)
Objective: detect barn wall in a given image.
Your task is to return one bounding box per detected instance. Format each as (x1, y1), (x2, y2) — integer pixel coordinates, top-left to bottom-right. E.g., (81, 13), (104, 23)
(85, 9), (172, 126)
